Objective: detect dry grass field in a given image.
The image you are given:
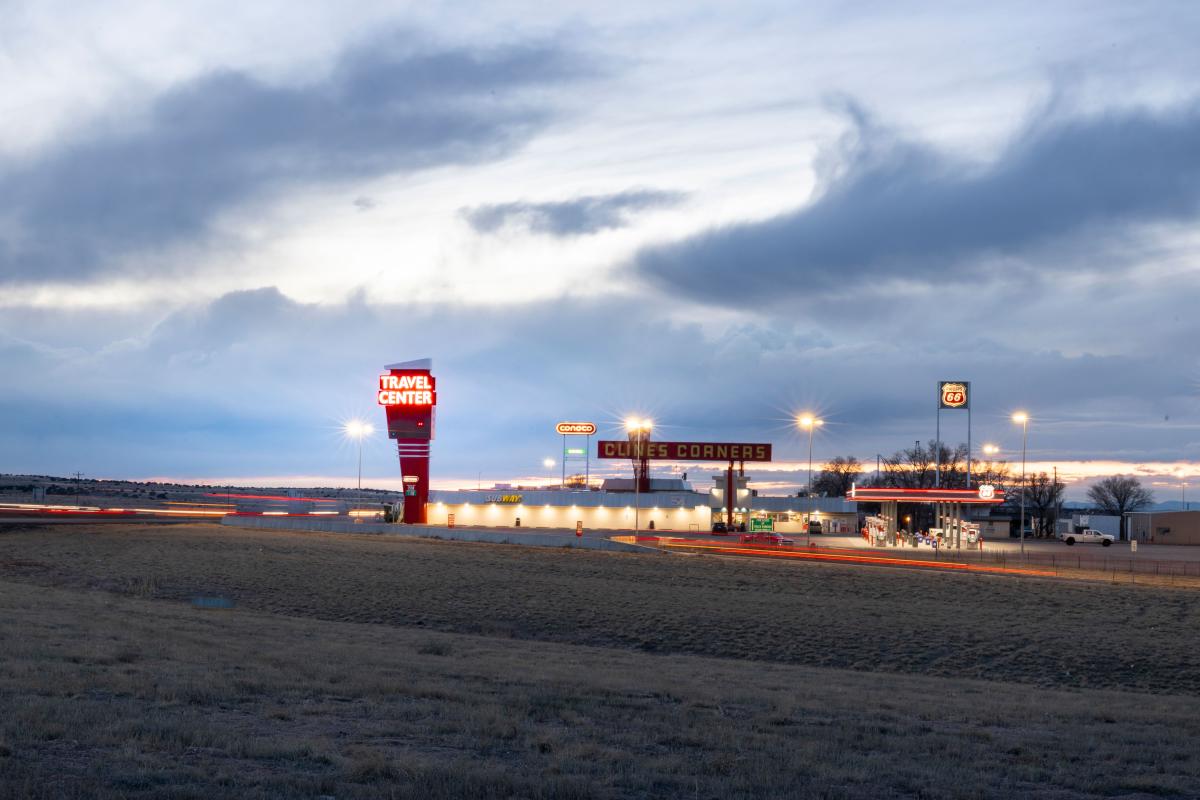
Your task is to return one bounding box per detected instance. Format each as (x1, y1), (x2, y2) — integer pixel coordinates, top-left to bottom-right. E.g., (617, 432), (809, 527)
(1, 522), (1199, 798)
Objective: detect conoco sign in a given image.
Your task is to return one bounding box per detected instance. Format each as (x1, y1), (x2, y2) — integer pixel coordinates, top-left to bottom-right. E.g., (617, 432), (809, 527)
(939, 381), (969, 410)
(556, 421), (597, 435)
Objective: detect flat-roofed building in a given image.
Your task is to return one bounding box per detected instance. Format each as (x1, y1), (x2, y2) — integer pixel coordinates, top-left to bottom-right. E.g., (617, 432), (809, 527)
(1127, 510), (1200, 545)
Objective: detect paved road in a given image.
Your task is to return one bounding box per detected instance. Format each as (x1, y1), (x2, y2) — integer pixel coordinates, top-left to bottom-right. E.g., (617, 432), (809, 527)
(806, 533), (1200, 562)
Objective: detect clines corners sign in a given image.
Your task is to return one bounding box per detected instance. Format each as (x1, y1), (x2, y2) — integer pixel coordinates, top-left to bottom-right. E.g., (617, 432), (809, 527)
(377, 372), (436, 407)
(597, 441), (772, 462)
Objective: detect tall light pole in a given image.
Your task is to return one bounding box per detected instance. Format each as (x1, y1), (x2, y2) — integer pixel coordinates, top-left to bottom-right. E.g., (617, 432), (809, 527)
(798, 414), (823, 547)
(543, 458), (556, 488)
(343, 420), (374, 491)
(1012, 412), (1028, 556)
(626, 418), (652, 535)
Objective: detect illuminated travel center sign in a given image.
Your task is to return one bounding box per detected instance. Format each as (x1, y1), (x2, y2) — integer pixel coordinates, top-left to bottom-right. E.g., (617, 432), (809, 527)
(378, 358), (436, 525)
(377, 373), (436, 407)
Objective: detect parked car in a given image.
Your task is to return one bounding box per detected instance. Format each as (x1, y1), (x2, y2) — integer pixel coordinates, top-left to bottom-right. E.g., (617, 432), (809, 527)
(739, 532), (795, 546)
(1060, 528), (1114, 547)
(806, 520), (823, 535)
(711, 522), (729, 535)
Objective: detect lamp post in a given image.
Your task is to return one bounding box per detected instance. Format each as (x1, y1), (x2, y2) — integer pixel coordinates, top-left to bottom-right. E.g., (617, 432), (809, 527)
(626, 418), (652, 535)
(543, 458), (555, 488)
(1012, 412), (1028, 557)
(343, 420), (374, 491)
(798, 414), (824, 547)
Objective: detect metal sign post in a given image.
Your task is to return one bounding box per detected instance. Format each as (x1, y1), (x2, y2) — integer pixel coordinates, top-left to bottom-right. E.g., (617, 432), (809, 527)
(937, 381), (970, 487)
(556, 422), (597, 488)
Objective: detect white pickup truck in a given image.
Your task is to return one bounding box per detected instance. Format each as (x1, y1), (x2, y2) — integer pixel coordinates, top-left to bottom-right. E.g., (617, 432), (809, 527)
(1060, 529), (1115, 547)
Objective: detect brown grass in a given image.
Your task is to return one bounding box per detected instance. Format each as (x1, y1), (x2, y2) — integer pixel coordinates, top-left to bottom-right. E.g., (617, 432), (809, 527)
(0, 522), (1198, 798)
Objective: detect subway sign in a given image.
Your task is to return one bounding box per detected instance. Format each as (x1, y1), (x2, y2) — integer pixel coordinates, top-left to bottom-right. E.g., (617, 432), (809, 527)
(378, 373), (437, 407)
(597, 441), (772, 462)
(556, 421), (597, 435)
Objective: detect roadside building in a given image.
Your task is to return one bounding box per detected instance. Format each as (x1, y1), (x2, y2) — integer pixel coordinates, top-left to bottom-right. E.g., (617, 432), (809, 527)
(424, 478), (857, 532)
(743, 496), (859, 534)
(428, 487), (711, 531)
(1127, 510), (1200, 545)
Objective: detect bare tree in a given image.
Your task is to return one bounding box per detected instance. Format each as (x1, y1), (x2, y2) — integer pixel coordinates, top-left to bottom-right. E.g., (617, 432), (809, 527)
(878, 441), (1010, 491)
(930, 441), (969, 488)
(971, 459), (1012, 494)
(811, 456), (863, 497)
(1014, 471), (1065, 537)
(880, 442), (971, 488)
(881, 442), (935, 488)
(1087, 476), (1154, 538)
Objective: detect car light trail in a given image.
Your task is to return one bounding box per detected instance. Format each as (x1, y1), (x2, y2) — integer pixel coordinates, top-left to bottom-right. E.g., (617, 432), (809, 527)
(205, 493), (341, 503)
(629, 536), (1057, 577)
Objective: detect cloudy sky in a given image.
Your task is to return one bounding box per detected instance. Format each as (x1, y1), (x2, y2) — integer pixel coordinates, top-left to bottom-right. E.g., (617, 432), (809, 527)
(3, 1), (1200, 498)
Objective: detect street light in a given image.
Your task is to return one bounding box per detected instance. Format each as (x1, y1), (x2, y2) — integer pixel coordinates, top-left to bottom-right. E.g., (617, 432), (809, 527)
(543, 457), (556, 488)
(343, 419), (374, 491)
(978, 444), (999, 480)
(797, 414), (824, 547)
(1012, 412), (1029, 557)
(626, 418), (653, 534)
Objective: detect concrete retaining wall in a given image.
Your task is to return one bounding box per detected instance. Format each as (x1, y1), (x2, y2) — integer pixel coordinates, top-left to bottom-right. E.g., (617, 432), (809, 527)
(220, 515), (652, 553)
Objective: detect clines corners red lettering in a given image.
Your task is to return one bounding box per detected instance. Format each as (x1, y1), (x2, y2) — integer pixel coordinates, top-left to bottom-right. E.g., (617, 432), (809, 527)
(378, 373), (437, 407)
(595, 441), (773, 461)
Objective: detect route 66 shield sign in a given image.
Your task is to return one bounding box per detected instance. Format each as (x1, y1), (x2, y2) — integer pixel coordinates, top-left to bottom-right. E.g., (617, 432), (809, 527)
(939, 381), (969, 409)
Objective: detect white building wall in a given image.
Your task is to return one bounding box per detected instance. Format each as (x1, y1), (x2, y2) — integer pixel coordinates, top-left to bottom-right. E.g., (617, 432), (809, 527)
(426, 501), (712, 532)
(1072, 514), (1120, 537)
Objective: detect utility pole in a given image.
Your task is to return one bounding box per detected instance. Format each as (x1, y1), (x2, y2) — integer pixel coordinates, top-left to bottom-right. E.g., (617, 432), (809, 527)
(797, 416), (823, 546)
(1054, 465), (1061, 537)
(1012, 413), (1029, 557)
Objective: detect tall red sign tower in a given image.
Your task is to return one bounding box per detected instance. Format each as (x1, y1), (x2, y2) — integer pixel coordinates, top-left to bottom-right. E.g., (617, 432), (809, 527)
(377, 358), (436, 524)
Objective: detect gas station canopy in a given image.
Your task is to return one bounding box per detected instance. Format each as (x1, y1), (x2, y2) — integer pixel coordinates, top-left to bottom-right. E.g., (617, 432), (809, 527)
(847, 486), (1006, 504)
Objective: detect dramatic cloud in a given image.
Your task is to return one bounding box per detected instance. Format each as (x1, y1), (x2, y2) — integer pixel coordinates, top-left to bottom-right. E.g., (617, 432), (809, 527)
(0, 36), (587, 283)
(462, 189), (684, 237)
(4, 286), (1198, 490)
(4, 4), (1200, 493)
(635, 103), (1200, 305)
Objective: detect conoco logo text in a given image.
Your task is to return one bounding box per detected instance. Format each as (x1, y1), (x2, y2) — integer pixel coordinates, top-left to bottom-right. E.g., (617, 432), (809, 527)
(555, 421), (597, 435)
